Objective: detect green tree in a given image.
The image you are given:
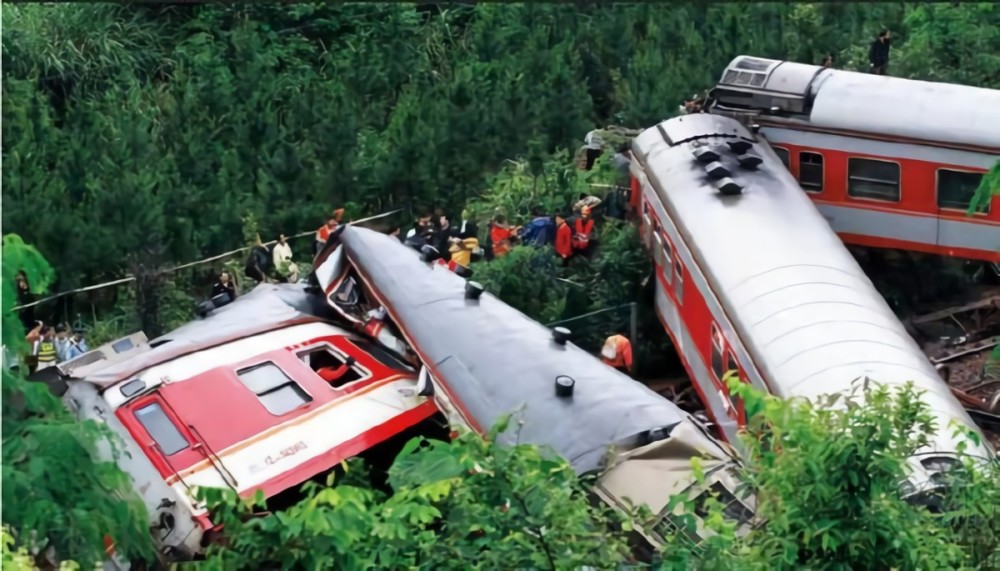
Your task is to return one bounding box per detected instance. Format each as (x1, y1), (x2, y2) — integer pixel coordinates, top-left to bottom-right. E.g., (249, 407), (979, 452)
(1, 234), (154, 567)
(197, 418), (634, 570)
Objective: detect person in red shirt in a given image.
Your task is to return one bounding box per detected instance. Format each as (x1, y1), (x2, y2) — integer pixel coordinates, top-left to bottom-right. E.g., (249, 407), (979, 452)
(571, 206), (595, 254)
(489, 214), (519, 259)
(554, 214), (573, 261)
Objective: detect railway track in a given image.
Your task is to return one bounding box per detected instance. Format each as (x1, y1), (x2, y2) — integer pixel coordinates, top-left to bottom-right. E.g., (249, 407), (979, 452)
(908, 292), (1000, 448)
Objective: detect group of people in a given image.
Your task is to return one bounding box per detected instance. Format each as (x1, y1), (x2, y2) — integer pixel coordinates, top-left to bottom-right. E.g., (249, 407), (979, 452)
(208, 229), (304, 303)
(19, 321), (90, 372)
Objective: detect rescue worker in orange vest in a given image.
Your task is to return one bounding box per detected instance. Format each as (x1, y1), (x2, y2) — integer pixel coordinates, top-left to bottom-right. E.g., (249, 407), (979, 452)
(488, 214), (519, 259)
(317, 356), (357, 384)
(554, 213), (573, 261)
(571, 206), (595, 254)
(315, 209), (345, 255)
(600, 334), (633, 374)
(448, 236), (480, 268)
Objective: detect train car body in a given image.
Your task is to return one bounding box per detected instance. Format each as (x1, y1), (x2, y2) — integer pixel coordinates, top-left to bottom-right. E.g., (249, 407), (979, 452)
(708, 55), (1000, 264)
(312, 226), (756, 548)
(51, 284), (436, 562)
(628, 114), (993, 496)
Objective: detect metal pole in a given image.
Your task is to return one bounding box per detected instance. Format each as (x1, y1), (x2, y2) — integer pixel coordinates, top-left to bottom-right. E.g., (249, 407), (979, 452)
(629, 302), (638, 375)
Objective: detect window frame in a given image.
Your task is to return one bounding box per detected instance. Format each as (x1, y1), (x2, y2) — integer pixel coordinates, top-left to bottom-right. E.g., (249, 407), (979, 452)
(296, 342), (372, 389)
(672, 255), (684, 303)
(660, 230), (673, 269)
(798, 151), (824, 193)
(236, 361), (313, 417)
(348, 337), (415, 372)
(710, 324), (725, 381)
(133, 401), (191, 456)
(847, 157), (901, 203)
(652, 228), (666, 268)
(936, 168), (989, 214)
(772, 146), (790, 169)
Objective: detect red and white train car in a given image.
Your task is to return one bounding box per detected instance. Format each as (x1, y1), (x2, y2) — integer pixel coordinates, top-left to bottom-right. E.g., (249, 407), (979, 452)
(708, 55), (1000, 264)
(628, 114), (993, 495)
(55, 284), (438, 563)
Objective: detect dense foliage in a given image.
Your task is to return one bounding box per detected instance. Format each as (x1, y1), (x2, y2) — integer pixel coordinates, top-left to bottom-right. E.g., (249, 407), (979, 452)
(0, 236), (153, 568)
(5, 3), (1000, 293)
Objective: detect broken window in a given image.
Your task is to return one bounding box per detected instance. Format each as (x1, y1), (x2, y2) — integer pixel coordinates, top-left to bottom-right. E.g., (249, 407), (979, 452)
(135, 402), (189, 456)
(298, 345), (365, 388)
(350, 337), (415, 372)
(237, 363), (312, 416)
(692, 481), (754, 526)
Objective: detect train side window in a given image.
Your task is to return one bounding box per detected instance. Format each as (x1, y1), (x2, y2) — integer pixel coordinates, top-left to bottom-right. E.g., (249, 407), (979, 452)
(710, 325), (725, 380)
(134, 402), (190, 456)
(799, 152), (824, 193)
(847, 158), (900, 202)
(237, 362), (313, 416)
(672, 256), (684, 303)
(937, 169), (988, 213)
(725, 351), (740, 377)
(298, 345), (366, 388)
(772, 146), (790, 169)
(661, 232), (673, 268)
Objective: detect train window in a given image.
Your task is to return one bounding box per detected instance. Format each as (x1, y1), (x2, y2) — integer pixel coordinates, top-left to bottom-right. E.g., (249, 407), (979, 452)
(937, 169), (988, 213)
(661, 232), (673, 268)
(710, 325), (725, 380)
(298, 345), (366, 388)
(726, 351), (739, 377)
(772, 146), (790, 169)
(135, 402), (190, 456)
(799, 152), (824, 193)
(847, 158), (900, 202)
(652, 232), (666, 268)
(237, 362), (313, 416)
(672, 256), (684, 303)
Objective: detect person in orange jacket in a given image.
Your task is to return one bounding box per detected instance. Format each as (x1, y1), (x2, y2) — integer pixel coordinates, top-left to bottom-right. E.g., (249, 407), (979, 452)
(600, 334), (633, 374)
(572, 206), (595, 253)
(554, 213), (573, 261)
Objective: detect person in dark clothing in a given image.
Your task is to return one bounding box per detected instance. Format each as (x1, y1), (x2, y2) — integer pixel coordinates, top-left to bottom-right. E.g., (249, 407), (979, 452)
(869, 29), (891, 75)
(821, 53), (835, 68)
(15, 271), (35, 330)
(435, 214), (458, 262)
(244, 237), (272, 285)
(456, 209), (478, 240)
(211, 271), (237, 302)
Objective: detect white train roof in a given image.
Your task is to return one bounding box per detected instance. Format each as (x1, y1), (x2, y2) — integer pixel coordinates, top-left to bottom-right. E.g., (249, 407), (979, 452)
(83, 283), (339, 389)
(630, 113), (987, 455)
(713, 55), (1000, 150)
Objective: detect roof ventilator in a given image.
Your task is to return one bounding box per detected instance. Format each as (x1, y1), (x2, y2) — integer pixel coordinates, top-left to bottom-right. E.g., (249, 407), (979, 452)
(716, 178), (743, 196)
(420, 245), (441, 262)
(737, 152), (763, 170)
(454, 265), (473, 279)
(465, 281), (484, 300)
(727, 139), (753, 154)
(692, 146), (720, 164)
(552, 326), (571, 346)
(554, 375), (575, 398)
(704, 161), (730, 180)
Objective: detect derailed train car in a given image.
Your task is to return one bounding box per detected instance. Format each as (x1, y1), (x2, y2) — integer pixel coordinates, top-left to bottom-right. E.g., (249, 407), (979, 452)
(314, 226), (756, 548)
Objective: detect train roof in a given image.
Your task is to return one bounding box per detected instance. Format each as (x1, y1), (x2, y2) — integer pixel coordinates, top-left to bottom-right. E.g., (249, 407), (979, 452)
(712, 55), (1000, 150)
(630, 113), (985, 453)
(340, 226), (690, 474)
(83, 283), (336, 388)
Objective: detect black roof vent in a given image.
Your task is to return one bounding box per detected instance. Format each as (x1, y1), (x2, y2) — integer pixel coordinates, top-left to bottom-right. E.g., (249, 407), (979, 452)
(465, 281), (484, 300)
(704, 161), (730, 180)
(737, 152), (763, 170)
(727, 139), (753, 154)
(454, 265), (473, 279)
(555, 375), (575, 398)
(716, 178), (744, 196)
(692, 146), (720, 164)
(420, 245), (441, 262)
(552, 326), (571, 345)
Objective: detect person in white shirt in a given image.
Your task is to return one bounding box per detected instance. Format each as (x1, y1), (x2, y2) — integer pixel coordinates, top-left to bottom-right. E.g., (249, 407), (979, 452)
(583, 128), (605, 170)
(272, 234), (294, 282)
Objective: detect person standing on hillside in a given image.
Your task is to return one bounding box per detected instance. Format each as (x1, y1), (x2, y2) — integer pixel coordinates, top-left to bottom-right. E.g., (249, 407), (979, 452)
(211, 270), (238, 301)
(869, 29), (892, 75)
(583, 127), (605, 171)
(554, 213), (573, 262)
(272, 233), (294, 281)
(571, 206), (595, 255)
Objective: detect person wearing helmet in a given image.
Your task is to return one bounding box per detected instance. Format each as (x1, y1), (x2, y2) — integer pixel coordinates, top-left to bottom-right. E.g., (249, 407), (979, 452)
(572, 206), (595, 254)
